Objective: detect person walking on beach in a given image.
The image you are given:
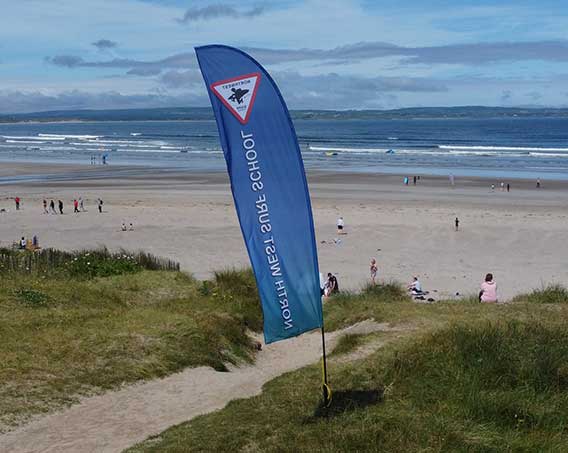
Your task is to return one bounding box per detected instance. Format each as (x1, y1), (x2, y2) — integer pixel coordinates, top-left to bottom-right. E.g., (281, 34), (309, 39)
(58, 200), (63, 215)
(413, 176), (417, 185)
(337, 216), (345, 235)
(455, 217), (459, 231)
(507, 183), (510, 192)
(97, 198), (104, 213)
(370, 258), (378, 285)
(43, 199), (48, 214)
(479, 273), (497, 303)
(15, 196), (20, 211)
(73, 199), (79, 213)
(536, 178), (541, 189)
(404, 176), (409, 185)
(49, 199), (56, 214)
(79, 197), (85, 211)
(449, 173), (455, 187)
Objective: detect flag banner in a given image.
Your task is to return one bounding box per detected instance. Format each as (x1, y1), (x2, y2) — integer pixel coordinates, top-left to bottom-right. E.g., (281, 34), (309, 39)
(195, 45), (322, 343)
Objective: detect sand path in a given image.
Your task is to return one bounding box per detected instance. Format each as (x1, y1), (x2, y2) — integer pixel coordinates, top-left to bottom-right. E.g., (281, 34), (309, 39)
(0, 320), (398, 453)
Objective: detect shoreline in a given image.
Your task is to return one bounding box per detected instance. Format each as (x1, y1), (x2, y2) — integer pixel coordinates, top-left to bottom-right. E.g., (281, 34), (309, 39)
(0, 161), (566, 187)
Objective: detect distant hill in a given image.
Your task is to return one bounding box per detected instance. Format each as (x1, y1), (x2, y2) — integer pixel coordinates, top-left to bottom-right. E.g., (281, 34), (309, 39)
(2, 106), (568, 123)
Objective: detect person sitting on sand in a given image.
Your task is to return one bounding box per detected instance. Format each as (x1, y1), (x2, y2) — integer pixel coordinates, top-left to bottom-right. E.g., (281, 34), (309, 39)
(19, 237), (26, 249)
(370, 258), (378, 284)
(337, 217), (345, 235)
(129, 223), (134, 231)
(325, 273), (339, 297)
(479, 273), (497, 303)
(408, 276), (422, 294)
(121, 222), (127, 231)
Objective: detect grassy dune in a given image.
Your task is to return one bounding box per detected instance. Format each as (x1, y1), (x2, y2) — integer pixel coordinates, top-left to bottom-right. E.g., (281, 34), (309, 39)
(2, 249), (567, 451)
(0, 251), (262, 430)
(128, 286), (568, 453)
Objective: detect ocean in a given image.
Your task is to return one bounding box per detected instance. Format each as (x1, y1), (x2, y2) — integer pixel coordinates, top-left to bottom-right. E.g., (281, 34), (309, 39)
(1, 117), (568, 179)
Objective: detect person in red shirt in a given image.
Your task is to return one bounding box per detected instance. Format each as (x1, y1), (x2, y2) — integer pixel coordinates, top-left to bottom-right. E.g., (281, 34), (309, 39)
(15, 196), (20, 210)
(73, 199), (79, 213)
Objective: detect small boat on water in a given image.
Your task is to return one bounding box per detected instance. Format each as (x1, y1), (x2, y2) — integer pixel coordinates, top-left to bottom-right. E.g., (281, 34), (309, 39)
(386, 149), (395, 154)
(324, 151), (338, 156)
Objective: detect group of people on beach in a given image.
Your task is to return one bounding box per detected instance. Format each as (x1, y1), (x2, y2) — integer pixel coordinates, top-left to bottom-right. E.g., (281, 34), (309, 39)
(330, 214), (499, 304)
(7, 196), (105, 215)
(39, 197), (104, 214)
(18, 235), (40, 250)
(42, 199), (67, 215)
(403, 176), (420, 185)
(491, 181), (511, 192)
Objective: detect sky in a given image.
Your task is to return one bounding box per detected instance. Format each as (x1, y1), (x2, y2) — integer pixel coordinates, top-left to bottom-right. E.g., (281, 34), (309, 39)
(2, 0), (568, 113)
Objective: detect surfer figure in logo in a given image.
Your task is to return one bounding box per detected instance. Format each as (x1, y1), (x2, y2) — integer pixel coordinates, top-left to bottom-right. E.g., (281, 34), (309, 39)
(228, 88), (249, 104)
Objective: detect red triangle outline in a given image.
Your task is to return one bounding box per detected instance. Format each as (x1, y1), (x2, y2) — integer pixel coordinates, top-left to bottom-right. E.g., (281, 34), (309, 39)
(210, 72), (261, 125)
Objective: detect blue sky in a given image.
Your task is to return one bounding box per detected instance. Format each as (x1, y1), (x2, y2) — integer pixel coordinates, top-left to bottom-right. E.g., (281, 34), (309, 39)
(1, 0), (568, 112)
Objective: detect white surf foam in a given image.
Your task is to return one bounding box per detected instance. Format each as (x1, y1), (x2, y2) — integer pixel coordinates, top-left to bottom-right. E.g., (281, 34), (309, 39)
(440, 145), (568, 152)
(38, 133), (100, 140)
(309, 146), (390, 153)
(2, 135), (61, 141)
(5, 140), (47, 144)
(530, 152), (568, 158)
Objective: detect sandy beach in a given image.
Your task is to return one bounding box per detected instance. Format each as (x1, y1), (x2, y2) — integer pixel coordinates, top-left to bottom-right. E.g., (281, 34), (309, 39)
(1, 162), (567, 300)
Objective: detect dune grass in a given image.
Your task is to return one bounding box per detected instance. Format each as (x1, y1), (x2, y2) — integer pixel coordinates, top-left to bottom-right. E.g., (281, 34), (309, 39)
(512, 284), (568, 304)
(128, 318), (568, 453)
(0, 264), (262, 431)
(3, 258), (568, 451)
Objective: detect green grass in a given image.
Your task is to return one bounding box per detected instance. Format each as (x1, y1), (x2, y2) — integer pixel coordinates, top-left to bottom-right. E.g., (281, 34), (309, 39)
(324, 282), (410, 330)
(0, 266), (262, 431)
(126, 282), (568, 453)
(512, 284), (568, 304)
(128, 318), (568, 453)
(330, 334), (367, 357)
(4, 257), (568, 452)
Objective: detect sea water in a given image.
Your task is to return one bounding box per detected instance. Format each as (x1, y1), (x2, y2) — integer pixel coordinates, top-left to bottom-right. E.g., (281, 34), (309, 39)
(1, 117), (568, 179)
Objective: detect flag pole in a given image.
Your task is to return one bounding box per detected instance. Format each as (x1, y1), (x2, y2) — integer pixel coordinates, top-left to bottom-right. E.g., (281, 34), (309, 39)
(321, 322), (332, 406)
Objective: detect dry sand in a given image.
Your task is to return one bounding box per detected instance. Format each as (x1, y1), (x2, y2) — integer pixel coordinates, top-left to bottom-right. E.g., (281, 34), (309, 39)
(1, 163), (567, 300)
(0, 320), (398, 453)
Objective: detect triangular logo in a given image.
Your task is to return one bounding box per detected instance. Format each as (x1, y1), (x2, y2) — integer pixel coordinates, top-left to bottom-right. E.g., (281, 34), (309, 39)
(211, 72), (261, 124)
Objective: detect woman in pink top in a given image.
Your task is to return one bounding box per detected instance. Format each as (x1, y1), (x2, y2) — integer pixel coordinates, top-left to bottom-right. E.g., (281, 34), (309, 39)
(479, 273), (497, 303)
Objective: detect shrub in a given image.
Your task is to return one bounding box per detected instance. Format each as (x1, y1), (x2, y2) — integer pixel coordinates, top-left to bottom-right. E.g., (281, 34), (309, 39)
(0, 247), (179, 279)
(361, 281), (408, 302)
(13, 288), (50, 307)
